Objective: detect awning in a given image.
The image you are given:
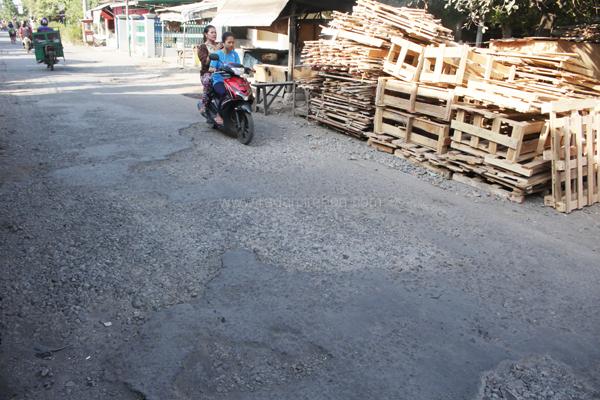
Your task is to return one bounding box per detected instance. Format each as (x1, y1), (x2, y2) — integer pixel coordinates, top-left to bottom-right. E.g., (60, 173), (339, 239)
(156, 0), (219, 21)
(101, 9), (115, 19)
(210, 0), (289, 27)
(156, 11), (185, 21)
(89, 1), (139, 11)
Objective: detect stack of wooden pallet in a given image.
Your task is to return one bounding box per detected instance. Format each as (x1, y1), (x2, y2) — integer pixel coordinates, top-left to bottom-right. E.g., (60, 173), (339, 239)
(298, 0), (600, 211)
(369, 77), (453, 155)
(445, 49), (600, 204)
(440, 104), (552, 201)
(299, 0), (453, 139)
(368, 42), (472, 176)
(365, 33), (600, 207)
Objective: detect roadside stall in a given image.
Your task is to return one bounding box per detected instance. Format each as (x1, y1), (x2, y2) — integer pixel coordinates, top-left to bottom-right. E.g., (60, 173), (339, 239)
(210, 0), (355, 113)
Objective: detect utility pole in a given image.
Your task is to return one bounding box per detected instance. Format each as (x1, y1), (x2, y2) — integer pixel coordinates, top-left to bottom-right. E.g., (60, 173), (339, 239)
(287, 3), (297, 82)
(126, 0), (131, 56)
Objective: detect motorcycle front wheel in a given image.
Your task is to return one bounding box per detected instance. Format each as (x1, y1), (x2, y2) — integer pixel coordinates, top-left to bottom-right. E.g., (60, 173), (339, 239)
(233, 110), (254, 145)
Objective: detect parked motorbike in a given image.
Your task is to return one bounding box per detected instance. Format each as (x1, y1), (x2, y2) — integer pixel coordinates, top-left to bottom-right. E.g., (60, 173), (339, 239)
(205, 53), (254, 145)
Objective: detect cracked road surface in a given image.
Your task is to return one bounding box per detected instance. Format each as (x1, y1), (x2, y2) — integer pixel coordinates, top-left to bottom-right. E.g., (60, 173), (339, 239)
(1, 33), (600, 400)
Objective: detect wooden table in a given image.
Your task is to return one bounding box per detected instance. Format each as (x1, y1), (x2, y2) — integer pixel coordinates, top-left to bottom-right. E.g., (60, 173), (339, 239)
(252, 81), (295, 116)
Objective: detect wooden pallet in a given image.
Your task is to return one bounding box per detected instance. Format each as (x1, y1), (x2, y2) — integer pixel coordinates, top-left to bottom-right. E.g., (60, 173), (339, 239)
(383, 36), (424, 82)
(367, 133), (399, 153)
(467, 50), (516, 82)
(374, 107), (451, 154)
(451, 104), (548, 163)
(452, 173), (527, 203)
(543, 100), (600, 213)
(375, 77), (454, 121)
(441, 150), (551, 196)
(391, 140), (453, 178)
(419, 44), (470, 86)
(455, 79), (562, 113)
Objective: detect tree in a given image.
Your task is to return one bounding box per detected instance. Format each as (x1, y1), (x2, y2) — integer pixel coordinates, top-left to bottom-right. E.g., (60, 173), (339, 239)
(445, 0), (597, 37)
(1, 0), (18, 20)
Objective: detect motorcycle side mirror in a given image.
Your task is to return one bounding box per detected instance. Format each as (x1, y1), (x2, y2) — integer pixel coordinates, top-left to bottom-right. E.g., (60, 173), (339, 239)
(209, 53), (220, 61)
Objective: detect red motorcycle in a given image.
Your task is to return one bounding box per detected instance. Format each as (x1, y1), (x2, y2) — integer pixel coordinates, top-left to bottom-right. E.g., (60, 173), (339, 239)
(206, 53), (254, 145)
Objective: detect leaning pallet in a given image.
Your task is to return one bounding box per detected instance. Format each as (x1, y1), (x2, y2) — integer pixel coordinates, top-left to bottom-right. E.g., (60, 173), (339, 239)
(383, 37), (425, 81)
(419, 44), (471, 86)
(542, 99), (600, 213)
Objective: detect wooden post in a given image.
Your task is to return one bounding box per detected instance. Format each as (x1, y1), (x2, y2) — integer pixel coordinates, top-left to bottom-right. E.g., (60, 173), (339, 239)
(161, 20), (165, 60)
(287, 4), (297, 83)
(182, 23), (187, 67)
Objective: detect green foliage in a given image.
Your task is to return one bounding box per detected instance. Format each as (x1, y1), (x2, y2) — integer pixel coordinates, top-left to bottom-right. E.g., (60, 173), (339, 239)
(445, 0), (597, 34)
(1, 0), (18, 20)
(22, 0), (98, 22)
(61, 22), (82, 43)
(49, 21), (82, 43)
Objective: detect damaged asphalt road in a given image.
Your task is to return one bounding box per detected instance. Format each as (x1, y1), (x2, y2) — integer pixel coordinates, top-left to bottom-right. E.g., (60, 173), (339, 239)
(1, 34), (600, 400)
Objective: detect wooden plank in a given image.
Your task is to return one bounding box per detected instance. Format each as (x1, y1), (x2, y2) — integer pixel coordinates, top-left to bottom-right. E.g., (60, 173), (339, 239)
(572, 111), (585, 210)
(451, 120), (516, 148)
(541, 99), (600, 114)
(320, 27), (386, 48)
(452, 173), (525, 203)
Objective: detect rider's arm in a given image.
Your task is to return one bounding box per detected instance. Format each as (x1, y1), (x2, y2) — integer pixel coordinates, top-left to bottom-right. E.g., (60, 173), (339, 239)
(209, 57), (220, 73)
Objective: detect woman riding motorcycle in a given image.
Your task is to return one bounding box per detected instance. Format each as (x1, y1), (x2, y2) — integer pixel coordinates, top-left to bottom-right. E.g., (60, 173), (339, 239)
(209, 31), (241, 125)
(196, 25), (223, 115)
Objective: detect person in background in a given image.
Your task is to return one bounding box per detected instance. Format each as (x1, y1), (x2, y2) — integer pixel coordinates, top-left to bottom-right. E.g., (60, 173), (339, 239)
(8, 22), (17, 44)
(196, 25), (223, 115)
(209, 31), (240, 125)
(19, 21), (32, 52)
(37, 17), (53, 32)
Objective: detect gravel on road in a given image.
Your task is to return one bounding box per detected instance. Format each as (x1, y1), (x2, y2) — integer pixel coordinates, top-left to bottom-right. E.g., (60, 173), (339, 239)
(1, 34), (599, 400)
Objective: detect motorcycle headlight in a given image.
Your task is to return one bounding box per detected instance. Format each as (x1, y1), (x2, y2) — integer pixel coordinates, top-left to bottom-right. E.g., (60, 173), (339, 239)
(235, 91), (249, 101)
(231, 67), (245, 76)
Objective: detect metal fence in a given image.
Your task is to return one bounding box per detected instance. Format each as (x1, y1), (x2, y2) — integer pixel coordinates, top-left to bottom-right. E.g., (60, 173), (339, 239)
(155, 20), (207, 57)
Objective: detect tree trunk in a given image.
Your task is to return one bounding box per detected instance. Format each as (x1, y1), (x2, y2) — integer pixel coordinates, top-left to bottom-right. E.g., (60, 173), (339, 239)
(501, 23), (512, 39)
(536, 12), (556, 36)
(454, 21), (463, 42)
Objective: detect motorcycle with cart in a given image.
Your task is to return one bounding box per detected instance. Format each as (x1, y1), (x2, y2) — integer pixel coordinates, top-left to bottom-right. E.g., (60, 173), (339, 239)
(32, 30), (64, 71)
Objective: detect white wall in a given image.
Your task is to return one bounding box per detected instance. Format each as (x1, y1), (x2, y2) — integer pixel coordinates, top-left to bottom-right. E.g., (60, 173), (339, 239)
(247, 28), (288, 50)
